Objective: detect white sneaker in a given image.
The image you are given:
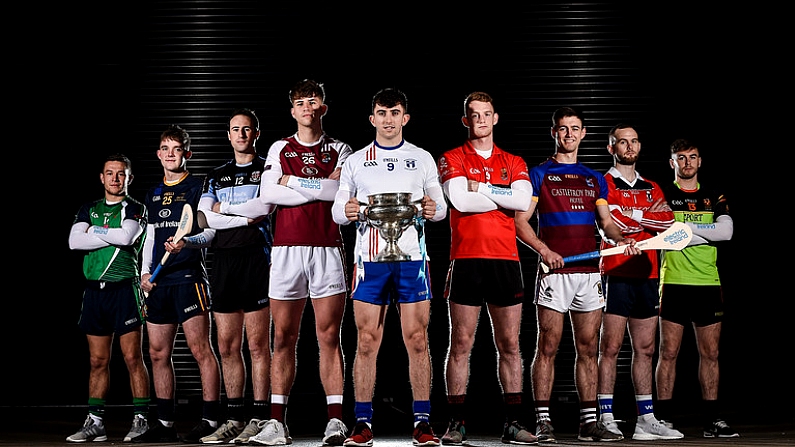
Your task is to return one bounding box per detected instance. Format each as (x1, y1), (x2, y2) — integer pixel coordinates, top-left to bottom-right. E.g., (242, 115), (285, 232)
(599, 417), (624, 437)
(323, 418), (348, 446)
(633, 416), (684, 440)
(250, 419), (292, 445)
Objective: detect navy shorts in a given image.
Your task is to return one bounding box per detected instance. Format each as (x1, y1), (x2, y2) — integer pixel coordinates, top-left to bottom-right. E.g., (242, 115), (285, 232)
(603, 276), (660, 319)
(211, 245), (270, 313)
(444, 259), (524, 307)
(78, 279), (143, 336)
(144, 281), (211, 324)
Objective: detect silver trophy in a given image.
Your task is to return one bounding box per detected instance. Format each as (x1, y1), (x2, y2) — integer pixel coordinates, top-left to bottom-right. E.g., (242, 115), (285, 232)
(364, 192), (420, 262)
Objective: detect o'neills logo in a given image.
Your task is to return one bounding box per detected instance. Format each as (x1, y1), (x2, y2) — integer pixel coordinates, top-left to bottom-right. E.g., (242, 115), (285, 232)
(664, 228), (689, 245)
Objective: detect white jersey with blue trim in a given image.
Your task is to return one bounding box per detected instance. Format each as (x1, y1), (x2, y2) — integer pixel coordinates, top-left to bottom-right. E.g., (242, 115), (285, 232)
(338, 140), (441, 263)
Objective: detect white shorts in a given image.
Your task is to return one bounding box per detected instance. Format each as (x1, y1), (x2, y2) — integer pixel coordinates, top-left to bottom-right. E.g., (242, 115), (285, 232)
(269, 246), (348, 300)
(534, 272), (605, 313)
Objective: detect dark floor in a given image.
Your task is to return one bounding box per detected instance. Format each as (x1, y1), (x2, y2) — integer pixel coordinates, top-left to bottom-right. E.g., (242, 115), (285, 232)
(2, 406), (793, 447)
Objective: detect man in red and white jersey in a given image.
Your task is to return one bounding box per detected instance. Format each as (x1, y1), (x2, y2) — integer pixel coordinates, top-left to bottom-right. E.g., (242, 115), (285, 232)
(596, 124), (683, 441)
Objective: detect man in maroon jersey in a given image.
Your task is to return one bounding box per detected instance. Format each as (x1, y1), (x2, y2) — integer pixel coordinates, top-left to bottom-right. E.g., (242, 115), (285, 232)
(247, 79), (352, 446)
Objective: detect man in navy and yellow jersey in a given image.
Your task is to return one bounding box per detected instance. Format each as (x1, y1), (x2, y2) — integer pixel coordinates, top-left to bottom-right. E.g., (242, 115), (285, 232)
(655, 138), (738, 439)
(135, 125), (222, 443)
(437, 92), (537, 445)
(67, 153), (151, 443)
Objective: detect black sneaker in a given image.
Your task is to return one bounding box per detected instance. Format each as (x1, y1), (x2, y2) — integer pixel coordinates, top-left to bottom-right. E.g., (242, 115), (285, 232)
(704, 419), (739, 438)
(441, 420), (466, 445)
(182, 419), (216, 443)
(578, 421), (622, 442)
(501, 421), (538, 445)
(133, 419), (180, 443)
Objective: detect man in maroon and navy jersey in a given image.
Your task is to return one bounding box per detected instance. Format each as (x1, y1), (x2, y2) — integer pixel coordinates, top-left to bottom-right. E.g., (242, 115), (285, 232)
(515, 107), (638, 443)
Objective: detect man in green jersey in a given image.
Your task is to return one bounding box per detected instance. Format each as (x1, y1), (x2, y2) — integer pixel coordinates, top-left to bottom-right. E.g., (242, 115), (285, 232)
(655, 139), (738, 439)
(67, 153), (151, 443)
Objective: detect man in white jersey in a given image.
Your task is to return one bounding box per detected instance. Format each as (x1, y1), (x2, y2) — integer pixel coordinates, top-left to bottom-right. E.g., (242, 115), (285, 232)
(331, 88), (447, 447)
(247, 79), (351, 446)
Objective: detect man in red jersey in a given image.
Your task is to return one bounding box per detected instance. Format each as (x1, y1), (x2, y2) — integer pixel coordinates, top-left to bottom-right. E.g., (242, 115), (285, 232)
(438, 92), (537, 445)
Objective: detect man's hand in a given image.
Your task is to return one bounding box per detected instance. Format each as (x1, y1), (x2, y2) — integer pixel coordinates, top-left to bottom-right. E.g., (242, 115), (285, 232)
(344, 197), (362, 221)
(164, 236), (185, 254)
(141, 273), (154, 293)
(420, 195), (436, 220)
(616, 237), (641, 256)
(649, 198), (672, 212)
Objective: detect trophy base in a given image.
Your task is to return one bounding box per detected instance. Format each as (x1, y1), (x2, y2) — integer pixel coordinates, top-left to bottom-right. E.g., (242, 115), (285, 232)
(374, 253), (412, 262)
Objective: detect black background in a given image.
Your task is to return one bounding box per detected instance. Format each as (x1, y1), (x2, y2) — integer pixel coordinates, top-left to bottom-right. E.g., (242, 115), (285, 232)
(12, 1), (785, 435)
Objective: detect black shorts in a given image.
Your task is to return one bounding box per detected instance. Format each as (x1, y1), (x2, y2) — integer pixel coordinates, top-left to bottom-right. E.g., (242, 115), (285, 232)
(603, 276), (660, 319)
(659, 284), (724, 327)
(211, 245), (270, 313)
(444, 258), (524, 307)
(144, 281), (211, 324)
(78, 279), (143, 336)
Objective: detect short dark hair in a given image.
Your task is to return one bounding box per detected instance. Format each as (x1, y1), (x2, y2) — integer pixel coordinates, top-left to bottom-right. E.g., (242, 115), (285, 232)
(228, 108), (259, 130)
(160, 124), (191, 152)
(608, 123), (636, 145)
(552, 106), (585, 127)
(464, 91), (494, 114)
(372, 88), (407, 113)
(104, 153), (132, 173)
(670, 138), (698, 154)
(289, 79), (325, 103)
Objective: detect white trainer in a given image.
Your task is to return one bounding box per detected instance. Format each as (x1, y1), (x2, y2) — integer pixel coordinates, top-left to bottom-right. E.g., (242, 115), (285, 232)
(633, 416), (684, 440)
(323, 418), (348, 446)
(250, 419), (292, 445)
